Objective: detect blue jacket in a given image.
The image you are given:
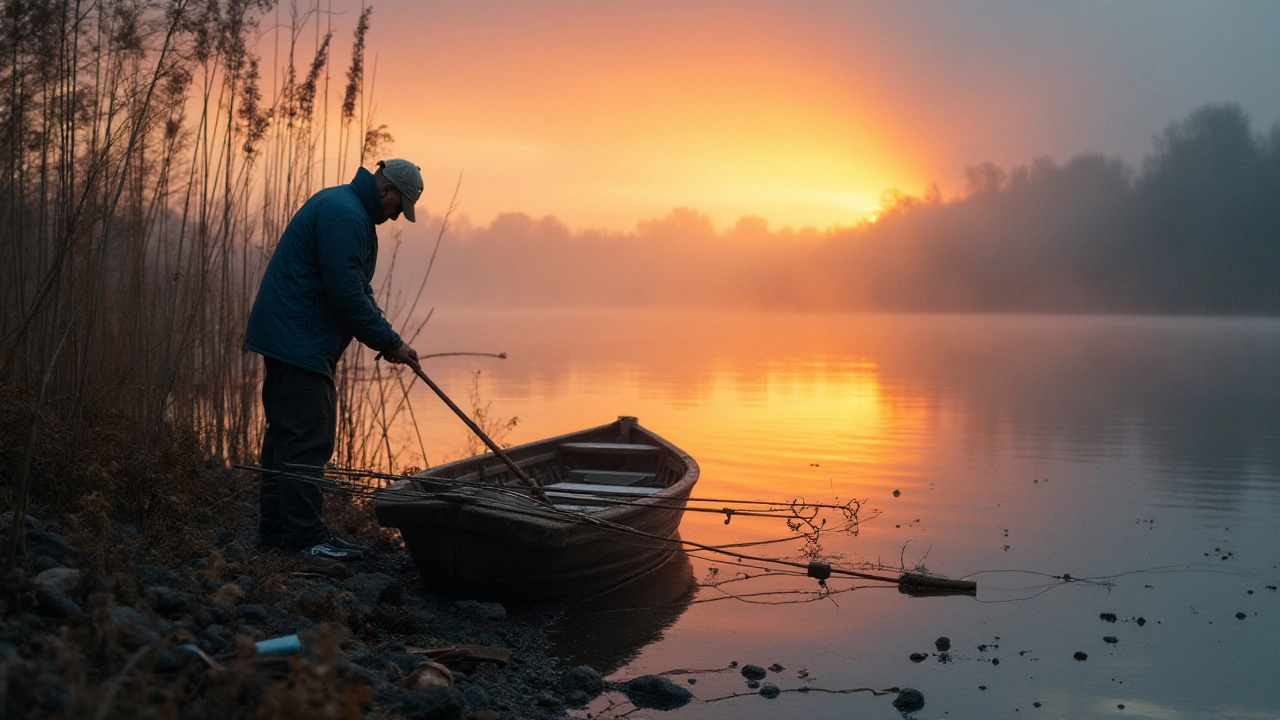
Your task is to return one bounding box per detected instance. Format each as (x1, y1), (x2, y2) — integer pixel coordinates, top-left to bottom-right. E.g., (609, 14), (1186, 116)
(244, 167), (402, 377)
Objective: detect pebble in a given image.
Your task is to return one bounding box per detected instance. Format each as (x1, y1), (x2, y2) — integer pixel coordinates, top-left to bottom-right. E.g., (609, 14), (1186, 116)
(910, 653), (928, 663)
(740, 664), (767, 680)
(343, 573), (403, 606)
(34, 585), (82, 619)
(893, 688), (925, 713)
(1235, 612), (1246, 620)
(1100, 612), (1117, 623)
(935, 636), (951, 652)
(32, 568), (81, 594)
(1074, 652), (1088, 661)
(759, 683), (780, 699)
(768, 662), (784, 672)
(1104, 636), (1118, 644)
(623, 675), (693, 710)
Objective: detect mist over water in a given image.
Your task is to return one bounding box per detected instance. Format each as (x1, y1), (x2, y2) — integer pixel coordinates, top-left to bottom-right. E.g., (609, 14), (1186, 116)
(401, 309), (1280, 719)
(402, 104), (1280, 315)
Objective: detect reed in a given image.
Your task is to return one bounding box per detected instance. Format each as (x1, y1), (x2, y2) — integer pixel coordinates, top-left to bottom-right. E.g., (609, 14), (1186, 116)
(0, 0), (435, 550)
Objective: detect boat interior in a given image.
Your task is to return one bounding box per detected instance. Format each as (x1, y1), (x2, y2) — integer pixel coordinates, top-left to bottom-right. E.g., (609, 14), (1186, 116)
(409, 419), (688, 511)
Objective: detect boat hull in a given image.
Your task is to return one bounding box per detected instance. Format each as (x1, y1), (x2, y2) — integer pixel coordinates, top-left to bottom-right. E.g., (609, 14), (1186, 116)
(376, 418), (699, 602)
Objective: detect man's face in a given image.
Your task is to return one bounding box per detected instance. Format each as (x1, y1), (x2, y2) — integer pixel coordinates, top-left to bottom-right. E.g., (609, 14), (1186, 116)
(377, 181), (403, 224)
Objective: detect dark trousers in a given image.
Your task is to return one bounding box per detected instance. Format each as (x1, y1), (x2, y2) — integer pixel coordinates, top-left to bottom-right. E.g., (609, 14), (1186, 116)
(259, 357), (336, 550)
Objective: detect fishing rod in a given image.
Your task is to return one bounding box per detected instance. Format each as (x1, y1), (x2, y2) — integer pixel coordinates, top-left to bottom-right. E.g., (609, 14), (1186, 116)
(241, 465), (976, 595)
(313, 465), (870, 514)
(285, 464), (868, 528)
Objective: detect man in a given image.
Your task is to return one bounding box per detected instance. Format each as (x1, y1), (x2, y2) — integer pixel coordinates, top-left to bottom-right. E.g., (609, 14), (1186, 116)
(244, 159), (424, 561)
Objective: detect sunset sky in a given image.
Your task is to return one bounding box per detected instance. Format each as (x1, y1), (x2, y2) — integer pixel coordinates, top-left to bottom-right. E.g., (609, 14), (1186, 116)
(279, 1), (1280, 231)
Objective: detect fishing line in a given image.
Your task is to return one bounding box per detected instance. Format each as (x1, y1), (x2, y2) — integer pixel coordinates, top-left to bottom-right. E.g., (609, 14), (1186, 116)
(238, 465), (959, 591)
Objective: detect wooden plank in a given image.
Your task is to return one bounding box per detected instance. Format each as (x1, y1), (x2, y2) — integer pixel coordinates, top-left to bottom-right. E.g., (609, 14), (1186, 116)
(544, 482), (663, 496)
(567, 469), (656, 486)
(559, 442), (660, 455)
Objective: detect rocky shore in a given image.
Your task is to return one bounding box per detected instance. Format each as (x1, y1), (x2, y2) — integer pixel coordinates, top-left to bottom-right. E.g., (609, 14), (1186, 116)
(1, 505), (600, 719)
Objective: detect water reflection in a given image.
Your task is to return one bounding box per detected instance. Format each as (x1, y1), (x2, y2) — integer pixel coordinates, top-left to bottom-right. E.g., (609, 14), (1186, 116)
(413, 312), (1280, 511)
(550, 549), (697, 676)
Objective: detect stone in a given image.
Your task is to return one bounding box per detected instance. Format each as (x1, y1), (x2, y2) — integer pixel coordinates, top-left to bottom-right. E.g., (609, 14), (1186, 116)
(893, 688), (925, 713)
(344, 573), (403, 606)
(1100, 612), (1117, 623)
(759, 683), (780, 699)
(32, 568), (81, 594)
(136, 564), (182, 587)
(198, 624), (234, 653)
(236, 603), (272, 625)
(145, 586), (194, 616)
(768, 662), (785, 673)
(452, 599), (506, 621)
(1235, 612), (1247, 620)
(909, 653), (928, 663)
(399, 686), (467, 720)
(559, 665), (604, 698)
(624, 675), (694, 710)
(1074, 652), (1088, 661)
(934, 636), (951, 652)
(1104, 636), (1118, 644)
(34, 585), (82, 619)
(740, 664), (767, 680)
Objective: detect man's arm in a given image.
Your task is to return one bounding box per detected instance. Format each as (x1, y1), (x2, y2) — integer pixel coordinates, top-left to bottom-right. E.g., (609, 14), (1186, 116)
(315, 217), (403, 353)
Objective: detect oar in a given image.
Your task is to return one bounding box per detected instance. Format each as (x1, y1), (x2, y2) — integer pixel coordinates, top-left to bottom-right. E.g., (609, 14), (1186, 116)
(399, 360), (551, 505)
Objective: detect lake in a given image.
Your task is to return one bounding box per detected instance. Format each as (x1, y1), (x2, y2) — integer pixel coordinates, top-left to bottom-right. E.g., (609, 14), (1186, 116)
(401, 310), (1280, 719)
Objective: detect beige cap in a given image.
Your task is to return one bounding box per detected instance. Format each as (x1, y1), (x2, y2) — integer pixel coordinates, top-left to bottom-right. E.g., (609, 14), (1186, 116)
(377, 159), (423, 222)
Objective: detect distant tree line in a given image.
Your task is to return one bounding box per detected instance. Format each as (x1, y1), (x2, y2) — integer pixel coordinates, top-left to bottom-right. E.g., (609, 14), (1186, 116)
(817, 103), (1280, 313)
(430, 103), (1280, 315)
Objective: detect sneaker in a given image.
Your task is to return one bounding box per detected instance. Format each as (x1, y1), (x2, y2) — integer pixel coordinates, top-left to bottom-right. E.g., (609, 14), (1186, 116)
(291, 538), (363, 561)
(324, 532), (367, 553)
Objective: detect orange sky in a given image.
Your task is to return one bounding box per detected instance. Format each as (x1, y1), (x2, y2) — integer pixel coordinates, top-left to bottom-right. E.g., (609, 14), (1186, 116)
(268, 1), (1280, 231)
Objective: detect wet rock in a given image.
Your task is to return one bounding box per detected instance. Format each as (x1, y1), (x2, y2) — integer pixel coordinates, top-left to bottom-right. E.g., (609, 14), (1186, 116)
(34, 585), (82, 619)
(106, 606), (163, 650)
(759, 682), (780, 699)
(1100, 612), (1117, 623)
(1235, 612), (1247, 620)
(460, 684), (489, 711)
(768, 662), (785, 673)
(624, 675), (694, 710)
(559, 665), (604, 701)
(1104, 636), (1118, 644)
(1136, 617), (1146, 626)
(740, 664), (767, 681)
(198, 624), (234, 653)
(146, 586), (194, 616)
(452, 600), (506, 622)
(934, 636), (951, 652)
(344, 573), (403, 606)
(893, 687), (925, 713)
(909, 653), (928, 663)
(235, 603), (272, 625)
(136, 564), (182, 587)
(32, 568), (81, 594)
(1074, 652), (1088, 661)
(1034, 701), (1042, 708)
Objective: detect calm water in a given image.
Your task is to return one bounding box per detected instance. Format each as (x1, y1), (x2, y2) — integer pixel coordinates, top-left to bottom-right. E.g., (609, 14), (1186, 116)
(402, 310), (1280, 719)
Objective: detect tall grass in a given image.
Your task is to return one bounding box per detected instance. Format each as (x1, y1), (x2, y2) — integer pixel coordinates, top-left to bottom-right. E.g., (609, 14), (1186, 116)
(0, 0), (435, 554)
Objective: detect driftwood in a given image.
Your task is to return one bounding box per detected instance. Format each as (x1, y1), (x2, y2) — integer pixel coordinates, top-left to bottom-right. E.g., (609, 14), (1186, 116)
(407, 644), (513, 673)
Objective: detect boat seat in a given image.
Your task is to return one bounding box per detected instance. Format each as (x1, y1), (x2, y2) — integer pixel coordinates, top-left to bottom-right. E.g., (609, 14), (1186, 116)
(559, 442), (660, 455)
(566, 470), (656, 486)
(543, 482), (663, 496)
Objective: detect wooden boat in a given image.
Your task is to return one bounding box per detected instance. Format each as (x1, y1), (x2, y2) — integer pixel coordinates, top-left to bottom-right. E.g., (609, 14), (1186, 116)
(375, 416), (699, 602)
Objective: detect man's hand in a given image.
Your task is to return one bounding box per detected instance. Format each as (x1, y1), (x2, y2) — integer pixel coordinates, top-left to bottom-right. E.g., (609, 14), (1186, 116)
(382, 342), (421, 372)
